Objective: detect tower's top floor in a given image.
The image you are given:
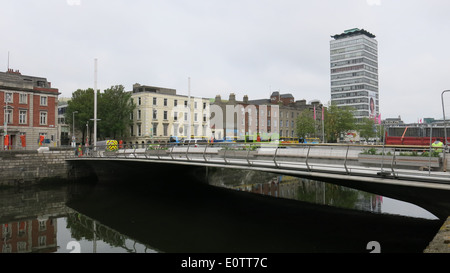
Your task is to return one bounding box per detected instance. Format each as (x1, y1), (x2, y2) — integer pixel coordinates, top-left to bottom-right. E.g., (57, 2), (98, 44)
(331, 28), (376, 40)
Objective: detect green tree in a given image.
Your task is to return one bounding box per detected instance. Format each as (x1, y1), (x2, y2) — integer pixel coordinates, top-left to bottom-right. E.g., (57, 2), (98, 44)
(65, 88), (95, 144)
(97, 85), (136, 140)
(295, 109), (315, 139)
(358, 117), (376, 141)
(324, 104), (356, 143)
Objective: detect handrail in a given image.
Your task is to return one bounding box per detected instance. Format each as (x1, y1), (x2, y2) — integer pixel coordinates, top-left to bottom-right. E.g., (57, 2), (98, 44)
(74, 142), (449, 182)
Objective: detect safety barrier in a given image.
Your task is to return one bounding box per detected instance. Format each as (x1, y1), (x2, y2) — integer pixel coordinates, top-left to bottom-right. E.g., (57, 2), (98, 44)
(73, 142), (450, 184)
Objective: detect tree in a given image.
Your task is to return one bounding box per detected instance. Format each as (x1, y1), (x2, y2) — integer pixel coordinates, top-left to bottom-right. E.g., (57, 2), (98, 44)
(295, 109), (315, 139)
(324, 104), (356, 143)
(358, 117), (376, 141)
(65, 88), (95, 144)
(97, 85), (136, 140)
(65, 85), (136, 144)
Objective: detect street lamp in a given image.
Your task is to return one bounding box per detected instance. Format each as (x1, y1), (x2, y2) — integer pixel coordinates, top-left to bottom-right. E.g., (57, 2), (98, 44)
(72, 111), (78, 147)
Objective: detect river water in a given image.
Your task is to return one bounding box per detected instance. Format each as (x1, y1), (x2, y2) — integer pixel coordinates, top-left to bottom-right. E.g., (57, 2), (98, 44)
(0, 167), (443, 254)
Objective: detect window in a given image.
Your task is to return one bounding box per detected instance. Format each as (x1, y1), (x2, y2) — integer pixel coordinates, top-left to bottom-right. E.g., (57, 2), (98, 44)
(174, 99), (178, 107)
(137, 110), (141, 120)
(40, 96), (47, 106)
(19, 110), (27, 124)
(184, 112), (188, 121)
(152, 123), (158, 136)
(194, 113), (198, 122)
(164, 98), (168, 106)
(40, 111), (47, 125)
(163, 111), (168, 120)
(19, 93), (27, 104)
(163, 124), (168, 136)
(194, 101), (198, 109)
(4, 109), (12, 124)
(184, 100), (188, 107)
(203, 102), (206, 109)
(138, 97), (141, 106)
(4, 92), (13, 103)
(137, 124), (141, 136)
(153, 97), (157, 106)
(153, 109), (157, 120)
(174, 111), (178, 121)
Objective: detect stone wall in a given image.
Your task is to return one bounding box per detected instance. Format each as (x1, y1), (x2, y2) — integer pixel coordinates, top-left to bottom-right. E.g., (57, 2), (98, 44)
(0, 148), (75, 186)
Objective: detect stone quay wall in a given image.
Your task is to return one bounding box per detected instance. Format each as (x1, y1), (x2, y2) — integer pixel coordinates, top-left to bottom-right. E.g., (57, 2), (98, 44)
(0, 148), (76, 186)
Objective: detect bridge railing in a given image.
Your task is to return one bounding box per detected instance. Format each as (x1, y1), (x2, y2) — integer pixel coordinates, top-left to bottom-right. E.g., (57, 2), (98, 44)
(77, 142), (449, 181)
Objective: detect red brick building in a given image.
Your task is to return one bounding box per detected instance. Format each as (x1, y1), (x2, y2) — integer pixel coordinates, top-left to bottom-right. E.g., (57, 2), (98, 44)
(0, 219), (57, 253)
(0, 69), (59, 149)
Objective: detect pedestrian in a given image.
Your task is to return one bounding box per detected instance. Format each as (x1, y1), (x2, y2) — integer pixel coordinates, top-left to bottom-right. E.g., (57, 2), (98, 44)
(77, 144), (83, 157)
(432, 138), (443, 153)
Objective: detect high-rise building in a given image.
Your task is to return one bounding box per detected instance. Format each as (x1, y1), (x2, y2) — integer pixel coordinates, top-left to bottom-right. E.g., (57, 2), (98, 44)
(330, 28), (379, 122)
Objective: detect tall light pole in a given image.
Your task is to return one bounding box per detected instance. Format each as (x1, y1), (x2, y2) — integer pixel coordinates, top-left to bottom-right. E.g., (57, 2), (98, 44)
(93, 58), (98, 148)
(72, 111), (78, 147)
(441, 90), (450, 165)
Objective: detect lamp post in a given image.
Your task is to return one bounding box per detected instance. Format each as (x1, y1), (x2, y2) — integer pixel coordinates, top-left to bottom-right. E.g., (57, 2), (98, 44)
(72, 111), (78, 147)
(441, 90), (450, 165)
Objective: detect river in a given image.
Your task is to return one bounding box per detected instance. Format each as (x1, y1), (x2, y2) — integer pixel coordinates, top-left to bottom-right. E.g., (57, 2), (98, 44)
(0, 167), (443, 254)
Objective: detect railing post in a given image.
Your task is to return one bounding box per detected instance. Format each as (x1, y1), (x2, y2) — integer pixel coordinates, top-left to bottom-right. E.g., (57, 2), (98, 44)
(203, 142), (208, 162)
(344, 145), (350, 174)
(170, 143), (175, 160)
(186, 142), (191, 161)
(223, 145), (228, 164)
(391, 148), (397, 178)
(305, 145), (311, 171)
(246, 144), (252, 166)
(273, 146), (279, 168)
(144, 144), (149, 159)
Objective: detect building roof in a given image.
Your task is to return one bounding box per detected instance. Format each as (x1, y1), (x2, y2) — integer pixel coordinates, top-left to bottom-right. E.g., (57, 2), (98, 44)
(331, 28), (376, 40)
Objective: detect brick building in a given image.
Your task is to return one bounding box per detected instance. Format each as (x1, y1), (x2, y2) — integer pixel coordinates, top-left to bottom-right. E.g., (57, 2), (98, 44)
(0, 69), (59, 149)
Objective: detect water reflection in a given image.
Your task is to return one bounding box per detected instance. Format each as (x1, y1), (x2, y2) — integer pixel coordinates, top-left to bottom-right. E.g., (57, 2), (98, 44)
(224, 175), (437, 220)
(0, 169), (443, 253)
(0, 185), (153, 253)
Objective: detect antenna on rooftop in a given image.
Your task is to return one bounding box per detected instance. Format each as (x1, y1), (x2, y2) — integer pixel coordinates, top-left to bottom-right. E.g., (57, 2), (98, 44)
(7, 51), (10, 70)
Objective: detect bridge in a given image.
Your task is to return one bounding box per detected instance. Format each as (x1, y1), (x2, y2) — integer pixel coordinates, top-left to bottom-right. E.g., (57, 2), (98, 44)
(67, 142), (450, 220)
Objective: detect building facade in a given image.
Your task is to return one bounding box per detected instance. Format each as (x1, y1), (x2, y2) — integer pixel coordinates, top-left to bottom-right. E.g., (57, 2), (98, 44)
(212, 92), (324, 141)
(127, 84), (210, 145)
(330, 28), (379, 122)
(0, 69), (59, 149)
(212, 93), (278, 141)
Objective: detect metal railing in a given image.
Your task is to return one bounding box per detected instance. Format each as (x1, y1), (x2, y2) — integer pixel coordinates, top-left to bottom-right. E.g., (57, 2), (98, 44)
(73, 142), (450, 183)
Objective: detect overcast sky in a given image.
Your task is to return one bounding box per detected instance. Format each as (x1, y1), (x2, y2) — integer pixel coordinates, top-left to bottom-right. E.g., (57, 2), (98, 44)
(1, 0), (450, 123)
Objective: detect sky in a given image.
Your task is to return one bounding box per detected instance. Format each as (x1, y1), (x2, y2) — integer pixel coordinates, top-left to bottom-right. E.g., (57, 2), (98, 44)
(1, 0), (450, 123)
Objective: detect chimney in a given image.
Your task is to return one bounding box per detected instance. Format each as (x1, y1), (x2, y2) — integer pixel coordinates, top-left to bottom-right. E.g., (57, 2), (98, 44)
(243, 95), (248, 104)
(229, 93), (236, 102)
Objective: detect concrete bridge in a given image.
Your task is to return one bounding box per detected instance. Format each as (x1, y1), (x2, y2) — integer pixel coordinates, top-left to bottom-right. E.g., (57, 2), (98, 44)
(67, 142), (450, 220)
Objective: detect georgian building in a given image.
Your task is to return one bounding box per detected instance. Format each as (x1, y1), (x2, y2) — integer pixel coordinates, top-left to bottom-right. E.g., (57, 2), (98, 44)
(127, 83), (210, 145)
(0, 69), (59, 149)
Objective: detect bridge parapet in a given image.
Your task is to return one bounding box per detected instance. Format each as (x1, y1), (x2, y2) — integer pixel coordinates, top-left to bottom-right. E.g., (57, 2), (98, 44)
(71, 142), (450, 185)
